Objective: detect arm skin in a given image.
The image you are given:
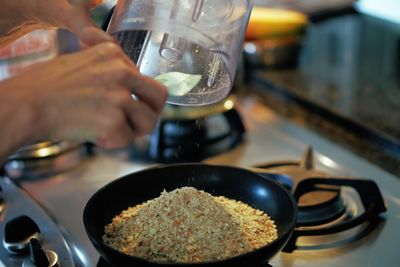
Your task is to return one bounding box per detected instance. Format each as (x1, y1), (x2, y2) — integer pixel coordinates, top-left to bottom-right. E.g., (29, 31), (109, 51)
(0, 0), (168, 164)
(0, 0), (112, 47)
(0, 42), (167, 164)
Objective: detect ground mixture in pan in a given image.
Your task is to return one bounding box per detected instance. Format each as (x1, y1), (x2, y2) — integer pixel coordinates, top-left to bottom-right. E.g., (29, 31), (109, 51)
(103, 187), (278, 263)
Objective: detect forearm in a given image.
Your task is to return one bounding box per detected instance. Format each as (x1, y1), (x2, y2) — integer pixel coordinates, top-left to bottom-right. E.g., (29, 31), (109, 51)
(0, 0), (72, 48)
(0, 0), (108, 49)
(0, 1), (38, 47)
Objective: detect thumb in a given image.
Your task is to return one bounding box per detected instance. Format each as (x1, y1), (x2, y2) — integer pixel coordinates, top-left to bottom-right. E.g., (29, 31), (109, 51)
(64, 2), (114, 47)
(68, 0), (103, 10)
(77, 26), (115, 47)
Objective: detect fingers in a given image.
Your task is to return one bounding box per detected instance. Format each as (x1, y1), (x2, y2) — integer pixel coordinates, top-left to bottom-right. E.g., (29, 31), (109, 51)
(90, 89), (161, 149)
(105, 89), (160, 136)
(94, 75), (166, 149)
(93, 80), (165, 148)
(83, 42), (168, 113)
(42, 89), (138, 149)
(126, 74), (168, 114)
(60, 42), (167, 114)
(68, 0), (102, 8)
(88, 0), (103, 9)
(86, 42), (167, 148)
(64, 2), (94, 30)
(45, 41), (167, 149)
(67, 0), (91, 8)
(64, 1), (114, 48)
(94, 108), (137, 149)
(77, 27), (116, 48)
(63, 2), (112, 47)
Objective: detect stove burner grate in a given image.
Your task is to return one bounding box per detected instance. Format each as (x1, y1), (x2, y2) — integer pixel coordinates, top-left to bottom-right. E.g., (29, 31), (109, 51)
(129, 107), (245, 163)
(253, 147), (345, 226)
(253, 147), (386, 252)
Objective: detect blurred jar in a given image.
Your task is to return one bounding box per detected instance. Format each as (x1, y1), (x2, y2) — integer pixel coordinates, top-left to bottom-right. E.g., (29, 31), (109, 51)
(0, 29), (59, 80)
(243, 7), (307, 68)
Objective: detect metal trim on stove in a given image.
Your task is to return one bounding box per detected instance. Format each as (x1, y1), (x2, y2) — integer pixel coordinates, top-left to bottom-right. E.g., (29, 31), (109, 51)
(0, 177), (77, 267)
(3, 142), (88, 180)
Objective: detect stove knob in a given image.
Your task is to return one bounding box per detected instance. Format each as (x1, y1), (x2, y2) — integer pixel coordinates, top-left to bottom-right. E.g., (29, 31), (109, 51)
(22, 238), (59, 267)
(27, 238), (49, 266)
(3, 215), (40, 254)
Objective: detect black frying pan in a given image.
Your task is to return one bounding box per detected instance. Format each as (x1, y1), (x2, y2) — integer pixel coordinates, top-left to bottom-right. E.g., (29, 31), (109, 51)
(83, 163), (297, 267)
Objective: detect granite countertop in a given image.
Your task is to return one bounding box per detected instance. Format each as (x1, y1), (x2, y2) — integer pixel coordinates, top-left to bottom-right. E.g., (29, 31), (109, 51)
(243, 13), (400, 176)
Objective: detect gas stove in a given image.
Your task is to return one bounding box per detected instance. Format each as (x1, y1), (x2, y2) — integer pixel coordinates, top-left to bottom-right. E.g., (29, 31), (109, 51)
(0, 96), (399, 267)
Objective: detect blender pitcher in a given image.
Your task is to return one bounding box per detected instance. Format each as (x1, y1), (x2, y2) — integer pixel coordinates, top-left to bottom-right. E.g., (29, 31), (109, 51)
(107, 0), (255, 106)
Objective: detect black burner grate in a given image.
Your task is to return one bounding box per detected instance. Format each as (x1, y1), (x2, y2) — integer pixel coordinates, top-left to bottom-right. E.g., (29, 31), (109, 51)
(253, 147), (345, 226)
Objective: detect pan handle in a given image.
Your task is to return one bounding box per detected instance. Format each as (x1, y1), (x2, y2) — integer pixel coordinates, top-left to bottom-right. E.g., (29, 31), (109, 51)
(282, 177), (387, 252)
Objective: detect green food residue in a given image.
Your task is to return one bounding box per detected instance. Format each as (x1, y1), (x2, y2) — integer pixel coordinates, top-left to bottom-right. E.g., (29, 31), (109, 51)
(154, 72), (202, 96)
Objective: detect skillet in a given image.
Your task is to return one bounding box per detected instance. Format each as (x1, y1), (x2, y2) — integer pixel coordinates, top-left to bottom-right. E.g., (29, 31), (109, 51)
(83, 163), (297, 267)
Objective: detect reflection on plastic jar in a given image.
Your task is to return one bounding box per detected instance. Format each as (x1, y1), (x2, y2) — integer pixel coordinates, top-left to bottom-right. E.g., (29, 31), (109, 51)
(0, 29), (59, 80)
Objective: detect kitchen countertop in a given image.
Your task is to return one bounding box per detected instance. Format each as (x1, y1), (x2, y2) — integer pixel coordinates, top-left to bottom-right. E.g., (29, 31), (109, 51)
(243, 13), (400, 176)
(16, 93), (400, 267)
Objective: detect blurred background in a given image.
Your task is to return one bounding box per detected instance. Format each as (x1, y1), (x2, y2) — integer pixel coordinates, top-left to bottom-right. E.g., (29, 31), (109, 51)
(1, 0), (399, 176)
(242, 0), (400, 175)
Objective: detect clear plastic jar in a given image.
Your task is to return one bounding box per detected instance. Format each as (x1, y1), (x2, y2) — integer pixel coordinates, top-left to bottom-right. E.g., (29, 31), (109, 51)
(107, 0), (255, 106)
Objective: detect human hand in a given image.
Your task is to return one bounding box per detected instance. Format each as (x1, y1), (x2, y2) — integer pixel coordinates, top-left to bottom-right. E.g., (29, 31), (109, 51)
(36, 0), (114, 46)
(1, 0), (113, 47)
(0, 42), (167, 157)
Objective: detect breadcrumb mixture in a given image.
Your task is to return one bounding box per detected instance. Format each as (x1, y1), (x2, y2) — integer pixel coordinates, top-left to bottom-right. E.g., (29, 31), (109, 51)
(103, 187), (277, 263)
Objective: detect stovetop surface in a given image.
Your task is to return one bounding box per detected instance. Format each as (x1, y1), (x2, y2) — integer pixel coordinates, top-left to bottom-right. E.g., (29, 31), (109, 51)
(4, 96), (400, 267)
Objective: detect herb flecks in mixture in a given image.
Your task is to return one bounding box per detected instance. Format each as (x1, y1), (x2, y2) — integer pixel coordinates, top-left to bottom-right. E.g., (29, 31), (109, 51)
(103, 187), (277, 263)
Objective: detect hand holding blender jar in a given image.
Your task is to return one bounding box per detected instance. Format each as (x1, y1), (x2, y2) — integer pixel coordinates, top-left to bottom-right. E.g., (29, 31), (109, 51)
(107, 0), (255, 106)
